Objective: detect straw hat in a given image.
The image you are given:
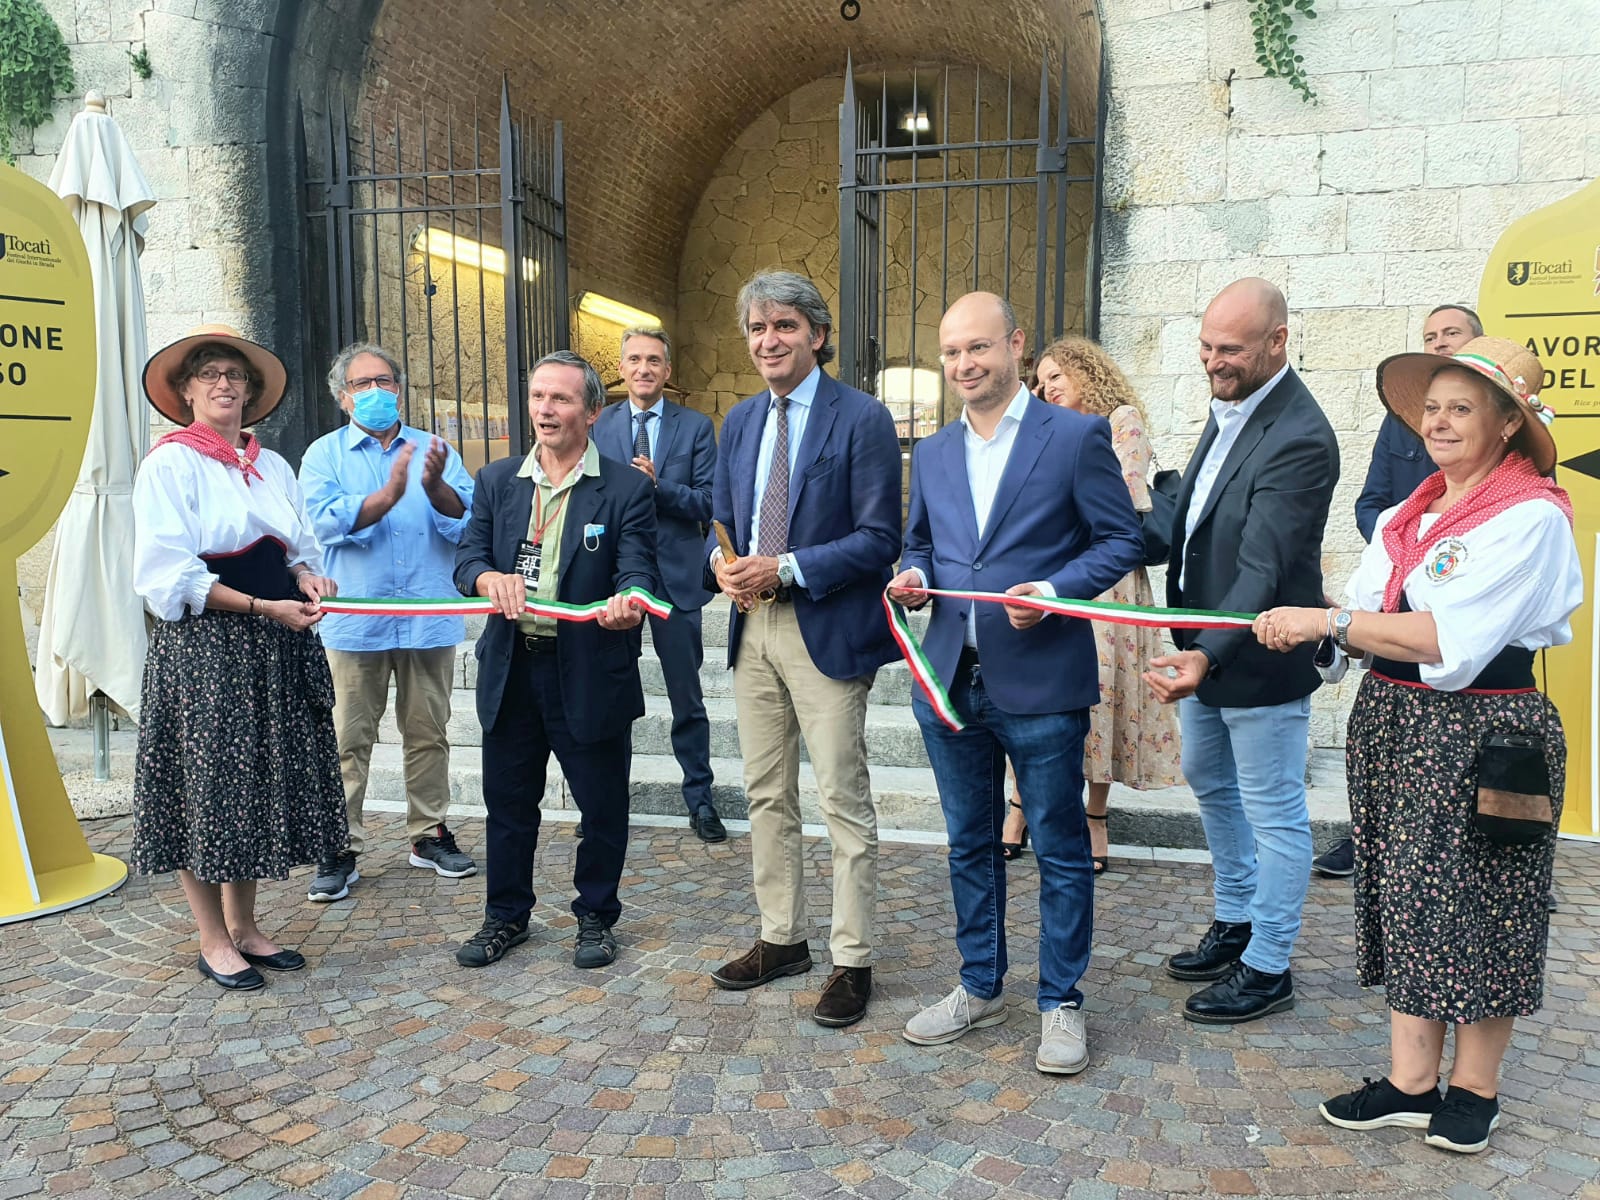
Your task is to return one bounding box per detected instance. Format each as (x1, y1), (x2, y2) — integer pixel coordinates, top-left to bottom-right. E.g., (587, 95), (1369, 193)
(1376, 336), (1555, 474)
(142, 323), (287, 427)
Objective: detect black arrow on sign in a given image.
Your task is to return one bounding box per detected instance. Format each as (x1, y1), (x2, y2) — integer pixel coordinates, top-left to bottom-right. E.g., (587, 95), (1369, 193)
(1559, 448), (1600, 483)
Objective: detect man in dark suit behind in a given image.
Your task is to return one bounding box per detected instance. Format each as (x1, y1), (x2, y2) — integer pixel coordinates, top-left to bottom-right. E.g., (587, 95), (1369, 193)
(705, 270), (902, 1030)
(593, 327), (724, 842)
(453, 350), (657, 972)
(1145, 278), (1339, 1025)
(890, 292), (1143, 1075)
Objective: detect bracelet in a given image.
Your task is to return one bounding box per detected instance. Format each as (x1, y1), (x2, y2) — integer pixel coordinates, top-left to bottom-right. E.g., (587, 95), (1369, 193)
(249, 596), (258, 616)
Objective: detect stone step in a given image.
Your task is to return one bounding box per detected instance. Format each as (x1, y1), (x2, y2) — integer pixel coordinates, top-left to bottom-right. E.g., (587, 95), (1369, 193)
(48, 728), (1354, 850)
(375, 691), (934, 767)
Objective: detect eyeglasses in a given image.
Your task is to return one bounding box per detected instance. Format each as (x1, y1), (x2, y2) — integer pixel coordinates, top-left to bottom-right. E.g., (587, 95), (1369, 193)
(348, 375), (399, 392)
(937, 331), (1017, 366)
(195, 367), (248, 384)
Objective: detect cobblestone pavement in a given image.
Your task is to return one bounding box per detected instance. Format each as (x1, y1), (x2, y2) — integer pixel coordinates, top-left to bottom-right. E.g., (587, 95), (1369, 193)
(2, 816), (1597, 1200)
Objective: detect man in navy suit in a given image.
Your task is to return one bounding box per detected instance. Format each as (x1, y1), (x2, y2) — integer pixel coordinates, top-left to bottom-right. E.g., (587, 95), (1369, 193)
(452, 351), (657, 972)
(705, 270), (902, 1029)
(890, 292), (1142, 1074)
(593, 327), (724, 843)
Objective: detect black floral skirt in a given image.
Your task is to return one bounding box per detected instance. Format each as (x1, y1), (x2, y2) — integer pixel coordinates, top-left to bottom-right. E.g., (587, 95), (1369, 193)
(1346, 672), (1564, 1023)
(132, 611), (347, 882)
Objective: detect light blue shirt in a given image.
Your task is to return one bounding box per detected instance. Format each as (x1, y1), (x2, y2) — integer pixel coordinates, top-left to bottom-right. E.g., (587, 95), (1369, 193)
(626, 396), (665, 458)
(748, 364), (820, 588)
(1180, 362), (1288, 590)
(299, 421), (475, 651)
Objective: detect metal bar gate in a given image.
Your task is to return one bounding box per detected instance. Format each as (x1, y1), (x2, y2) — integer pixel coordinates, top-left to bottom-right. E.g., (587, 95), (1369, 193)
(302, 80), (568, 470)
(838, 48), (1103, 466)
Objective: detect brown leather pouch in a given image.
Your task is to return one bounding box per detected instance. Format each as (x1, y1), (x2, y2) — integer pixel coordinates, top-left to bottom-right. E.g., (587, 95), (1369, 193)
(1474, 733), (1554, 846)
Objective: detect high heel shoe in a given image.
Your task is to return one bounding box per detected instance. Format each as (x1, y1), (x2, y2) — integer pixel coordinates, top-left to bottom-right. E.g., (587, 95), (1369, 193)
(1002, 799), (1030, 861)
(1087, 812), (1109, 874)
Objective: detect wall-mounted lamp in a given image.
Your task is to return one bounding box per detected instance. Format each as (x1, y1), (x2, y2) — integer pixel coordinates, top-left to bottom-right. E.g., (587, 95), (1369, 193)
(577, 292), (661, 329)
(900, 110), (931, 135)
(410, 227), (539, 282)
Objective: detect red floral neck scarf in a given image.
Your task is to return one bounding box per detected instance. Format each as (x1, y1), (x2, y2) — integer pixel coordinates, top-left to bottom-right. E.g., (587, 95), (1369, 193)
(1381, 450), (1573, 612)
(152, 422), (264, 486)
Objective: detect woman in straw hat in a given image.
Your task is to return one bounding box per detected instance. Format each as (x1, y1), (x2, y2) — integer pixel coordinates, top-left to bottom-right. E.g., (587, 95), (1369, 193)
(1251, 337), (1579, 1155)
(131, 325), (346, 992)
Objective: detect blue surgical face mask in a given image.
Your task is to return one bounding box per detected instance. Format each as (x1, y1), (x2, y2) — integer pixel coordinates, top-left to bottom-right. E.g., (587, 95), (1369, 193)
(350, 387), (400, 432)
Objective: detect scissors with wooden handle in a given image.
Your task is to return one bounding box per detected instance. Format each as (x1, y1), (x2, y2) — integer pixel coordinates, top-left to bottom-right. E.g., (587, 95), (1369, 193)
(713, 520), (776, 612)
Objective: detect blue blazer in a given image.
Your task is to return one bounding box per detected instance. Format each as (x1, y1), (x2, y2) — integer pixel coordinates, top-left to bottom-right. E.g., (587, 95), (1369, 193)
(1355, 411), (1432, 542)
(900, 398), (1144, 715)
(706, 371), (902, 680)
(454, 451), (658, 743)
(593, 397), (716, 610)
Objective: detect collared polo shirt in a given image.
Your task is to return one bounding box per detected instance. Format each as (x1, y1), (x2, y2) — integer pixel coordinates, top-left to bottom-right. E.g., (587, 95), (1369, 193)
(517, 439), (601, 637)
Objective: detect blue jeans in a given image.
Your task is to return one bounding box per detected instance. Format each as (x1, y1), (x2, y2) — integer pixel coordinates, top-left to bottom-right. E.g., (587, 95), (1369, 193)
(914, 661), (1093, 1011)
(1179, 695), (1313, 975)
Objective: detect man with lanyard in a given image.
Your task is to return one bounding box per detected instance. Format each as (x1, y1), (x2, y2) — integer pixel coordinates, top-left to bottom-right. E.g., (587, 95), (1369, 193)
(299, 343), (476, 902)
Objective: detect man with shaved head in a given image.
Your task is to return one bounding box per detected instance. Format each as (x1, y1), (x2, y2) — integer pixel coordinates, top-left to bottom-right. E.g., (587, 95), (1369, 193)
(1144, 278), (1339, 1025)
(891, 292), (1142, 1073)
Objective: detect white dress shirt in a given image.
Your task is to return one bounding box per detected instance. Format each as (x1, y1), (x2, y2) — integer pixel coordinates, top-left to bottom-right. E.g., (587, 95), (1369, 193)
(1179, 361), (1288, 590)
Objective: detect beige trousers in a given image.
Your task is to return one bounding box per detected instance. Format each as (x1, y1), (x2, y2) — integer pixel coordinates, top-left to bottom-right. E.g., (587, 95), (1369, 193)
(328, 646), (457, 851)
(732, 601), (877, 966)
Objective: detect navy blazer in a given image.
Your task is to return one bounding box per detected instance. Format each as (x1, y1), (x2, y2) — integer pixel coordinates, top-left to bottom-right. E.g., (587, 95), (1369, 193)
(1166, 368), (1339, 708)
(454, 448), (658, 743)
(706, 370), (902, 680)
(593, 397), (716, 610)
(1355, 411), (1433, 542)
(900, 397), (1144, 715)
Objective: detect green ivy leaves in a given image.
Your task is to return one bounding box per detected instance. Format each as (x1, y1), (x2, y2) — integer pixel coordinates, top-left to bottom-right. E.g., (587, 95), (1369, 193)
(1249, 0), (1317, 103)
(0, 0), (74, 162)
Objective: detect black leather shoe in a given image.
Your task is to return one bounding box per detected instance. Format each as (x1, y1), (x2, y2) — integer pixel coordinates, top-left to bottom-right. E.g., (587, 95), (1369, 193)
(711, 939), (812, 990)
(690, 807), (728, 844)
(813, 965), (871, 1027)
(1166, 919), (1252, 981)
(197, 954), (265, 991)
(1183, 963), (1295, 1024)
(239, 947), (306, 972)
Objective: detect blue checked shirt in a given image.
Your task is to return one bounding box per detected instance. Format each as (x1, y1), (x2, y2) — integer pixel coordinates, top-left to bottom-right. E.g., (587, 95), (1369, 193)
(299, 421), (475, 651)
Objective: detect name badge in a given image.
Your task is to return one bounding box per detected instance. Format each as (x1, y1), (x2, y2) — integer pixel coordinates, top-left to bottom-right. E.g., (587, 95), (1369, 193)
(514, 538), (542, 588)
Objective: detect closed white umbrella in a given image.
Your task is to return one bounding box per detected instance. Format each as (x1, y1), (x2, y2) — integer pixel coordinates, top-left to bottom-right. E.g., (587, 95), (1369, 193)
(34, 92), (156, 728)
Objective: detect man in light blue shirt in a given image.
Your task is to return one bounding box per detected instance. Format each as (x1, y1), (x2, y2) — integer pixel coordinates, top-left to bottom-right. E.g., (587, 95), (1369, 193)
(298, 343), (477, 901)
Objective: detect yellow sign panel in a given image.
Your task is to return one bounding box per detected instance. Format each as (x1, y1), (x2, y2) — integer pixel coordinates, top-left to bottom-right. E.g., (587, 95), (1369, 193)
(1478, 176), (1600, 840)
(0, 163), (127, 921)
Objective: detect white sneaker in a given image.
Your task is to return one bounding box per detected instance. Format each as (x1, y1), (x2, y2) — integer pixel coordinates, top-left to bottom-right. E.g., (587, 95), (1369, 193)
(1035, 1006), (1088, 1074)
(903, 984), (1007, 1045)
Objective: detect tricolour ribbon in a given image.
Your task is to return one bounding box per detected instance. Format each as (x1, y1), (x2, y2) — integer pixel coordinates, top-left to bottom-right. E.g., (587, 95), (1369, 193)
(884, 587), (1255, 731)
(319, 585), (672, 622)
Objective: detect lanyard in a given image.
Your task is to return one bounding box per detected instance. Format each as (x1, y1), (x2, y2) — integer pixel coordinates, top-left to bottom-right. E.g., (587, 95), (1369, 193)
(532, 485), (568, 546)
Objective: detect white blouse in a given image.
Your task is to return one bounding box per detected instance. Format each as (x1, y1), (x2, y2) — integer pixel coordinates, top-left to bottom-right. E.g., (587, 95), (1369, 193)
(133, 443), (324, 622)
(1335, 497), (1582, 692)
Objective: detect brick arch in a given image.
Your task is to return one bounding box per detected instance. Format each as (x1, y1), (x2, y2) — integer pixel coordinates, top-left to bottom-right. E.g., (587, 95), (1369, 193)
(349, 0), (1100, 324)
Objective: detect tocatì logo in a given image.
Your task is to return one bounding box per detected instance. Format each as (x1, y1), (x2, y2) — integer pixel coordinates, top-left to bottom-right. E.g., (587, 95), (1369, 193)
(1507, 258), (1574, 287)
(1507, 261), (1529, 286)
(0, 232), (7, 262)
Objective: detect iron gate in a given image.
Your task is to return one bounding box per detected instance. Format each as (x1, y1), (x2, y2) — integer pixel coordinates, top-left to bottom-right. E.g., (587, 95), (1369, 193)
(301, 80), (568, 467)
(838, 49), (1104, 450)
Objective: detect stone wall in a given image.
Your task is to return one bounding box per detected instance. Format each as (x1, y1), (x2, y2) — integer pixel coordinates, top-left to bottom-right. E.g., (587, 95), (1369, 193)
(1098, 0), (1599, 748)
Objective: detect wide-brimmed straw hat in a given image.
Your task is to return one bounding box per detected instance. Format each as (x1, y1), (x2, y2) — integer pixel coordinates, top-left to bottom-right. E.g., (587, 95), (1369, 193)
(142, 323), (287, 427)
(1376, 336), (1556, 474)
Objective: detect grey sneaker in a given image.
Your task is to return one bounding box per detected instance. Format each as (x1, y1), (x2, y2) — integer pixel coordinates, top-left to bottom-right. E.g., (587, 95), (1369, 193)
(1036, 1006), (1089, 1075)
(573, 913), (617, 969)
(308, 850), (358, 902)
(410, 824), (477, 878)
(903, 984), (1008, 1046)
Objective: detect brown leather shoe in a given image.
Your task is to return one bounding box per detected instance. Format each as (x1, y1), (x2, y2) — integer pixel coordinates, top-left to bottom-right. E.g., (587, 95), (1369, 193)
(710, 939), (812, 990)
(813, 965), (872, 1027)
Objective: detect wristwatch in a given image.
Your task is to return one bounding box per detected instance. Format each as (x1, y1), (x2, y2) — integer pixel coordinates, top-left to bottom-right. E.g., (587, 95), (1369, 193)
(776, 553), (796, 588)
(1332, 608), (1353, 652)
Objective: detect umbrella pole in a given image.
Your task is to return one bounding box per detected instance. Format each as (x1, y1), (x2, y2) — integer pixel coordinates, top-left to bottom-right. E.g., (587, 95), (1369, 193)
(91, 693), (110, 782)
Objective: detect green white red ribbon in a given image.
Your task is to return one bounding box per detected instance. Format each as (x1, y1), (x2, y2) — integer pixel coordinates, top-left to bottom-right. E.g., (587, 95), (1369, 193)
(319, 586), (672, 622)
(883, 587), (1255, 731)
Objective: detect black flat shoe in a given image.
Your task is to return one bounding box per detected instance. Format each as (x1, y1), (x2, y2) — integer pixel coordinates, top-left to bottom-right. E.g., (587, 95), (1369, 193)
(240, 947), (306, 972)
(197, 954), (265, 991)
